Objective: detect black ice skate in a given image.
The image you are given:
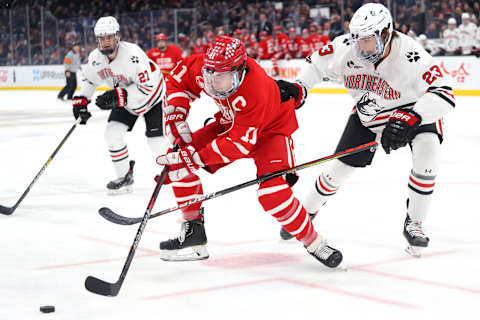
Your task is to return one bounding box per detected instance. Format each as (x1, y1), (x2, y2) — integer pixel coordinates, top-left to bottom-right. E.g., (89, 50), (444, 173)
(280, 213), (316, 240)
(403, 214), (429, 257)
(106, 161), (135, 195)
(160, 211), (209, 261)
(306, 236), (343, 268)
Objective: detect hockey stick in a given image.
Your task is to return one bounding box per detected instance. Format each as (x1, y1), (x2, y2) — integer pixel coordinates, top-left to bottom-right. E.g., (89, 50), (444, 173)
(0, 118), (81, 215)
(85, 166), (169, 297)
(99, 141), (378, 226)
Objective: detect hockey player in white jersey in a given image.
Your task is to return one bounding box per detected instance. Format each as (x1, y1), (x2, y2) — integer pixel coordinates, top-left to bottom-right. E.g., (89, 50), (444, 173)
(443, 18), (460, 55)
(72, 16), (168, 194)
(276, 3), (455, 257)
(458, 13), (478, 55)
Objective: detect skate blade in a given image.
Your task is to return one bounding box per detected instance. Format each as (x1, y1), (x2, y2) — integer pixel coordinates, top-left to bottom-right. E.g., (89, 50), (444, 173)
(160, 245), (209, 262)
(405, 245), (425, 258)
(107, 186), (133, 196)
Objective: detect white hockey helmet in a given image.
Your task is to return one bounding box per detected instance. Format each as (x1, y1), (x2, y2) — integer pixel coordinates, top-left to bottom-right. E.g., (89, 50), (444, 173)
(94, 16), (120, 37)
(349, 3), (393, 64)
(94, 16), (120, 55)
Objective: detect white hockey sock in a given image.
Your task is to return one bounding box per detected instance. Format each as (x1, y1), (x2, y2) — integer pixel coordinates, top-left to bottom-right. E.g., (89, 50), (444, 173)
(105, 121), (130, 178)
(408, 132), (441, 222)
(303, 159), (355, 213)
(109, 145), (130, 178)
(408, 170), (436, 221)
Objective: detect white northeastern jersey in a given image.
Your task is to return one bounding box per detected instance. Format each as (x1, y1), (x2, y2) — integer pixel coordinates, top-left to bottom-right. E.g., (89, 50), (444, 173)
(298, 32), (455, 133)
(79, 41), (165, 115)
(457, 23), (477, 54)
(443, 29), (459, 53)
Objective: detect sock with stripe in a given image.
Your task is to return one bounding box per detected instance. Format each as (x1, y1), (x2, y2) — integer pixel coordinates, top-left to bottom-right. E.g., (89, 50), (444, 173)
(172, 174), (204, 221)
(303, 159), (355, 214)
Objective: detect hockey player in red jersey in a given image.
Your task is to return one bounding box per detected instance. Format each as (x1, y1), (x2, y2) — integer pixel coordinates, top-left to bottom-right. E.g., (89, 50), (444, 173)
(300, 28), (312, 57)
(147, 33), (183, 74)
(257, 31), (274, 61)
(286, 27), (303, 59)
(271, 25), (289, 76)
(156, 36), (343, 268)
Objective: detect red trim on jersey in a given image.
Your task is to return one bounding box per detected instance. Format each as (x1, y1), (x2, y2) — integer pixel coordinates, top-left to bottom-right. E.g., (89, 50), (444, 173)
(438, 119), (443, 136)
(409, 176), (435, 188)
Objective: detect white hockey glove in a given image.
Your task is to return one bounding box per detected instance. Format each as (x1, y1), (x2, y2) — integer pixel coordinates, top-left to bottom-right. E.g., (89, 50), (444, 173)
(156, 145), (204, 183)
(164, 105), (192, 146)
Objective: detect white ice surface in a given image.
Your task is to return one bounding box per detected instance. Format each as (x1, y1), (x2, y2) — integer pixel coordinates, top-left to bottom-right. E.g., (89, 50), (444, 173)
(0, 91), (479, 319)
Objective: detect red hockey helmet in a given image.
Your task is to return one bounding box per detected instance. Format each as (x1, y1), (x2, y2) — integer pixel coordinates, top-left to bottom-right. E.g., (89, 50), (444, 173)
(155, 33), (167, 41)
(233, 29), (242, 36)
(202, 36), (247, 99)
(274, 25), (282, 31)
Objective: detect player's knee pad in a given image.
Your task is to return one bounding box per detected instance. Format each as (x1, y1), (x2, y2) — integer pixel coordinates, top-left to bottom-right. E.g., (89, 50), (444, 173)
(321, 159), (356, 188)
(411, 132), (441, 176)
(104, 121), (129, 149)
(303, 160), (355, 213)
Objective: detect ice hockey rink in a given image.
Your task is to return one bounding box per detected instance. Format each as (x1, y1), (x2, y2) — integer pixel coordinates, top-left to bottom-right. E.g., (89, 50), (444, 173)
(1, 90), (479, 320)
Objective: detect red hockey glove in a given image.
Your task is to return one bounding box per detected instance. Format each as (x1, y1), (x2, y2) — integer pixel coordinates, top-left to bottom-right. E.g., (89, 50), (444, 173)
(163, 105), (192, 146)
(156, 145), (204, 183)
(381, 109), (422, 154)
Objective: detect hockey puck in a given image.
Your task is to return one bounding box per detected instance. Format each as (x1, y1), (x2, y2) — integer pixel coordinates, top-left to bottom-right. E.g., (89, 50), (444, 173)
(39, 306), (55, 313)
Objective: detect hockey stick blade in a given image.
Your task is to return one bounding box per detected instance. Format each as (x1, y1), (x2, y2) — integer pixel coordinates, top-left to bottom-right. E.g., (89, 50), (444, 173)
(0, 205), (15, 215)
(98, 207), (142, 225)
(99, 141), (378, 226)
(85, 276), (120, 297)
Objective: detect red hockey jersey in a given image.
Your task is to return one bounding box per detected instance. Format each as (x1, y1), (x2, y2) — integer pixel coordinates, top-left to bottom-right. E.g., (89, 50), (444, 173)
(166, 54), (298, 166)
(147, 45), (183, 74)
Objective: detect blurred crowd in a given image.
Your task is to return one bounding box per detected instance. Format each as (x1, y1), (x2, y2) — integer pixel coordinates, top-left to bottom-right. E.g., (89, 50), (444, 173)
(1, 0), (480, 66)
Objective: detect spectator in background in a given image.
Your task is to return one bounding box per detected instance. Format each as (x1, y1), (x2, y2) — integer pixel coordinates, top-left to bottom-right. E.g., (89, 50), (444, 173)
(425, 22), (440, 39)
(257, 13), (273, 36)
(458, 12), (477, 55)
(57, 42), (80, 101)
(147, 33), (183, 75)
(443, 17), (460, 55)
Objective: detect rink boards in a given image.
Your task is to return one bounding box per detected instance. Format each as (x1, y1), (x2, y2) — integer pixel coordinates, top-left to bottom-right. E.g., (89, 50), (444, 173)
(0, 56), (479, 95)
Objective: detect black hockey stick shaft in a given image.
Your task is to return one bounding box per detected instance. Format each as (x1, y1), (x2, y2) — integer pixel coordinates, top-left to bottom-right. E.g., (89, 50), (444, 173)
(99, 141), (378, 225)
(0, 119), (80, 215)
(85, 164), (169, 296)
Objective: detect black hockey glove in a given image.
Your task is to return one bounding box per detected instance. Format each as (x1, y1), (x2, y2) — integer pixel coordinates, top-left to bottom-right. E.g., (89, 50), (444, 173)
(95, 88), (128, 110)
(381, 109), (421, 154)
(72, 96), (91, 125)
(275, 80), (307, 109)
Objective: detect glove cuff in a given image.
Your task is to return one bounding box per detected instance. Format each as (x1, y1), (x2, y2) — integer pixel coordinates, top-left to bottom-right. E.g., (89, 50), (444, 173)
(72, 96), (89, 107)
(389, 109), (421, 126)
(293, 81), (307, 109)
(115, 88), (127, 108)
